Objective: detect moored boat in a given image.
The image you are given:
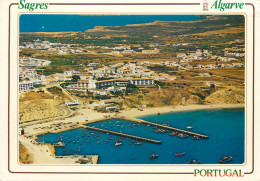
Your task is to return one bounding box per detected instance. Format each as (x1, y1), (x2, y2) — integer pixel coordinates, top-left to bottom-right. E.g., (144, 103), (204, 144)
(176, 133), (189, 138)
(115, 140), (123, 146)
(149, 153), (159, 159)
(169, 131), (178, 136)
(186, 125), (193, 129)
(154, 129), (167, 133)
(189, 160), (200, 164)
(219, 156), (232, 163)
(174, 152), (185, 157)
(192, 136), (200, 140)
(134, 142), (142, 145)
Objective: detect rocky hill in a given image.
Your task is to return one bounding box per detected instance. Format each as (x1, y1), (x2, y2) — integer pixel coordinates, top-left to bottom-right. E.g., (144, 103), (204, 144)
(204, 89), (244, 104)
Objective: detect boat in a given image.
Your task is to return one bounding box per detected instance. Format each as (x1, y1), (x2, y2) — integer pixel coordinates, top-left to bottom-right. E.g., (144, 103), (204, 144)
(176, 133), (189, 138)
(219, 156), (232, 163)
(134, 142), (142, 145)
(154, 129), (167, 133)
(189, 160), (201, 164)
(192, 136), (200, 140)
(53, 142), (65, 147)
(157, 113), (161, 115)
(186, 125), (193, 129)
(174, 152), (185, 157)
(149, 153), (159, 159)
(115, 140), (123, 146)
(169, 131), (178, 136)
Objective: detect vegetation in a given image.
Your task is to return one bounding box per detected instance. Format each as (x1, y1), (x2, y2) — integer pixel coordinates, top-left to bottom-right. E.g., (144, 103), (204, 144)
(71, 75), (80, 82)
(19, 142), (33, 164)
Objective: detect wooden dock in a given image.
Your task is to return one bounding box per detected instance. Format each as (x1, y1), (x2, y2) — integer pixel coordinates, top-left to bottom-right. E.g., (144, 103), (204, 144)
(81, 125), (162, 144)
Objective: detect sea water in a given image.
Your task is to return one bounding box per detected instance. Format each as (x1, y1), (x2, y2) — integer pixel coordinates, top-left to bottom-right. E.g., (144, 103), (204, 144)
(19, 15), (204, 32)
(37, 108), (245, 164)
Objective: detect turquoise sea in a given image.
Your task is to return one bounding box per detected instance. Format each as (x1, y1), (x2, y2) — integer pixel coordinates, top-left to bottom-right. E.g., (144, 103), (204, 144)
(19, 15), (204, 32)
(37, 108), (245, 164)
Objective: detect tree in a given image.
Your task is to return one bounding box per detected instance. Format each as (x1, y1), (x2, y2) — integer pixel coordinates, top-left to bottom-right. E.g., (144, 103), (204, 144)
(126, 83), (137, 88)
(71, 75), (80, 82)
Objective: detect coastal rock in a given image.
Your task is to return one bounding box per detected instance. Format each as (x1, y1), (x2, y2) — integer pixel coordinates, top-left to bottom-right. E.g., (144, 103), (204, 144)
(19, 99), (64, 122)
(186, 95), (203, 105)
(204, 89), (244, 104)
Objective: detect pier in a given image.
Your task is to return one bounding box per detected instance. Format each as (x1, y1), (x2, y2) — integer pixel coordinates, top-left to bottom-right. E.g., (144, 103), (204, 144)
(138, 119), (208, 139)
(81, 125), (162, 144)
(81, 116), (208, 139)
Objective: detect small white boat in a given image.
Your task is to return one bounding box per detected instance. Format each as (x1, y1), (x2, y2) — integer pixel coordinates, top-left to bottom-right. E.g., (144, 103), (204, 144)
(115, 140), (123, 146)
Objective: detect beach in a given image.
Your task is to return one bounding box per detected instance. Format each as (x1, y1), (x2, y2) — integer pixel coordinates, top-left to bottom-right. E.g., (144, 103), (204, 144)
(20, 103), (244, 164)
(119, 104), (244, 118)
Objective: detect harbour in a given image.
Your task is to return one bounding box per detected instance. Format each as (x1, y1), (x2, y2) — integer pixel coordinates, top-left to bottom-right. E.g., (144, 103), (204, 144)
(35, 108), (244, 164)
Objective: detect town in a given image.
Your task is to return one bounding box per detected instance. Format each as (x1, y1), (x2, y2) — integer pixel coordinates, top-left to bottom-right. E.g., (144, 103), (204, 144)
(18, 15), (245, 166)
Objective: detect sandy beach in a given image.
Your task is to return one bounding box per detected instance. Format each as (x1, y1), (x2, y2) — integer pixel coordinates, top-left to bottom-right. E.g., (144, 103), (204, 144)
(20, 103), (244, 165)
(119, 104), (244, 118)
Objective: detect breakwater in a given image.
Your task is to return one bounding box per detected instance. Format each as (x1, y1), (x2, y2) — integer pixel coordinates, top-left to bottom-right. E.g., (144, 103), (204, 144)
(81, 125), (162, 144)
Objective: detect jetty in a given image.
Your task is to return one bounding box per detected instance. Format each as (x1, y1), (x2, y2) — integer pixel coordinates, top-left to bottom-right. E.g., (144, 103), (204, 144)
(125, 118), (208, 139)
(81, 125), (162, 144)
(141, 121), (208, 139)
(80, 116), (208, 139)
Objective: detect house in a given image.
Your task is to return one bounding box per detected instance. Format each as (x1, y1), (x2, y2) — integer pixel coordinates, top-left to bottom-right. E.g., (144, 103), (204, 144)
(65, 100), (80, 106)
(198, 73), (211, 77)
(19, 82), (33, 91)
(130, 78), (154, 86)
(105, 106), (118, 111)
(142, 49), (160, 53)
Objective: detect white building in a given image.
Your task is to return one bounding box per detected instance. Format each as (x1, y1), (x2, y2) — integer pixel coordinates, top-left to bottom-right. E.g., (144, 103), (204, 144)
(19, 82), (33, 91)
(65, 100), (79, 106)
(130, 78), (154, 86)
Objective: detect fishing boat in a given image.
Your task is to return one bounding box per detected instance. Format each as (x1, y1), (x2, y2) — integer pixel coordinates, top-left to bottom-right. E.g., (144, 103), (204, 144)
(115, 140), (123, 146)
(186, 125), (193, 129)
(53, 142), (65, 147)
(189, 160), (201, 164)
(219, 156), (232, 163)
(174, 152), (185, 157)
(134, 142), (142, 145)
(154, 129), (167, 133)
(176, 133), (189, 138)
(149, 153), (159, 159)
(192, 136), (200, 140)
(169, 131), (178, 136)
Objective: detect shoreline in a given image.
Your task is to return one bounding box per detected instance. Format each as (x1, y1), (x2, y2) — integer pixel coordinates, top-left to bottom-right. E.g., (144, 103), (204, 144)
(119, 104), (244, 118)
(19, 103), (244, 165)
(25, 104), (244, 138)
